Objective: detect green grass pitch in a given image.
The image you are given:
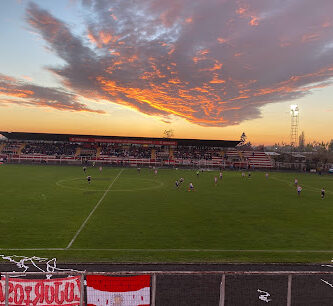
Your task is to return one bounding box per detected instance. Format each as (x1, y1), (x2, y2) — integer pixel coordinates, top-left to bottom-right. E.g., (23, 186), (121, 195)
(0, 164), (332, 263)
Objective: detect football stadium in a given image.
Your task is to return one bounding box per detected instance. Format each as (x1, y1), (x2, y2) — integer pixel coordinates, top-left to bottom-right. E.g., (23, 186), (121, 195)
(2, 0), (333, 304)
(0, 132), (333, 305)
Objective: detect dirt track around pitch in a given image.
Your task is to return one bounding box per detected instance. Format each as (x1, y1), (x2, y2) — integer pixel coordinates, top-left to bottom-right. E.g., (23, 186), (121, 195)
(1, 263), (333, 305)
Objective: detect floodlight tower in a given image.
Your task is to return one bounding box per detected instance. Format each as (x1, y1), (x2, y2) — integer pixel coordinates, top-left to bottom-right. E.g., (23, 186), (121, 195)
(290, 104), (299, 147)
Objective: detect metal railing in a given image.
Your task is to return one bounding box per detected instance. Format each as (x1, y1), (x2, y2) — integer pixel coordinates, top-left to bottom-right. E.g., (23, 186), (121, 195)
(1, 270), (333, 306)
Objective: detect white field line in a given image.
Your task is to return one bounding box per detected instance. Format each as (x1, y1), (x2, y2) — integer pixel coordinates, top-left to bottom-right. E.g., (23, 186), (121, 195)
(1, 248), (333, 253)
(66, 168), (124, 249)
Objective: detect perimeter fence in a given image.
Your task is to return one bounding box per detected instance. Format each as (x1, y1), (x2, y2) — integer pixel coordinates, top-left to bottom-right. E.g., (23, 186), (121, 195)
(1, 270), (333, 305)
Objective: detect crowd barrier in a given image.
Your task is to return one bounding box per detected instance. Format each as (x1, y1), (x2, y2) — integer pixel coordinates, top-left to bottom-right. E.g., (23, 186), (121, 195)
(1, 155), (243, 169)
(1, 271), (333, 305)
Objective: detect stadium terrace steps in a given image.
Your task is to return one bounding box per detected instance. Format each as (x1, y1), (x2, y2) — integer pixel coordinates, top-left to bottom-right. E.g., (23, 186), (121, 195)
(151, 149), (156, 159)
(75, 147), (81, 157)
(242, 151), (274, 168)
(0, 143), (5, 153)
(18, 143), (26, 154)
(225, 150), (274, 168)
(225, 150), (240, 159)
(96, 147), (102, 158)
(169, 148), (174, 159)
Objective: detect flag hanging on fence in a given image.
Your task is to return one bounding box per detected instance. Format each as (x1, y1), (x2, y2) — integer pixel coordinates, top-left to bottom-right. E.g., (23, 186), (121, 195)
(0, 276), (81, 305)
(86, 275), (150, 306)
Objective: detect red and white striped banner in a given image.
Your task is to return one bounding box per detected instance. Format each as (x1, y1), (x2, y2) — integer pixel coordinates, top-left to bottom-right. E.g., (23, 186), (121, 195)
(0, 276), (81, 305)
(86, 275), (150, 306)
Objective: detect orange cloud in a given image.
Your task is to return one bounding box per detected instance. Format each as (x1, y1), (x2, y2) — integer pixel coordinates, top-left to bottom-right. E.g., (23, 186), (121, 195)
(234, 52), (243, 57)
(0, 74), (104, 114)
(99, 31), (112, 44)
(301, 33), (320, 42)
(110, 13), (117, 21)
(197, 49), (209, 56)
(217, 37), (227, 44)
(322, 21), (331, 28)
(24, 1), (333, 127)
(236, 7), (247, 15)
(87, 29), (98, 46)
(249, 16), (259, 26)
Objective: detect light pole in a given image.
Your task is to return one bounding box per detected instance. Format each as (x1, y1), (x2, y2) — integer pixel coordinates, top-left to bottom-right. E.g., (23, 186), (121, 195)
(290, 104), (299, 148)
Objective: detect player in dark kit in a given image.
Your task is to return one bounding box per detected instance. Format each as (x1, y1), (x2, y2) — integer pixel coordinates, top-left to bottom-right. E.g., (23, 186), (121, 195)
(87, 176), (91, 184)
(83, 166), (87, 173)
(175, 180), (179, 188)
(321, 188), (325, 199)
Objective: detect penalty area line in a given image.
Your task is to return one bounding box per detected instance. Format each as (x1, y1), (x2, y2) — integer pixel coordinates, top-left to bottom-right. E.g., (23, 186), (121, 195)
(66, 168), (124, 249)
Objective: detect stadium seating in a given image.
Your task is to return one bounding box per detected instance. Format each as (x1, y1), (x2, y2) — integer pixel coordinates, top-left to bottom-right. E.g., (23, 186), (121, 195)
(1, 142), (24, 154)
(224, 150), (241, 162)
(242, 151), (274, 168)
(223, 150), (273, 168)
(1, 138), (274, 169)
(21, 142), (77, 156)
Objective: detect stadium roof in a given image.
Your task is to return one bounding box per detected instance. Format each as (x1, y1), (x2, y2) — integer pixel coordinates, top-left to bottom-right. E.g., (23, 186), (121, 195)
(0, 131), (240, 148)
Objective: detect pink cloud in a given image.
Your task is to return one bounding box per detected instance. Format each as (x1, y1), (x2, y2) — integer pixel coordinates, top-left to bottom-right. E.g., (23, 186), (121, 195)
(22, 0), (333, 126)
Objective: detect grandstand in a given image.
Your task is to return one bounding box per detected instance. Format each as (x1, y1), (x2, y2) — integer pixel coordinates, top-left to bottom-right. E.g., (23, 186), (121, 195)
(0, 131), (276, 169)
(1, 132), (333, 305)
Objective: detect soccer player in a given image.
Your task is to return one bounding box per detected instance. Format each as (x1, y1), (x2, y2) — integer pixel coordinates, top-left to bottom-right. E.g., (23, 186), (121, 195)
(241, 172), (245, 177)
(214, 176), (218, 185)
(87, 176), (91, 184)
(297, 185), (302, 196)
(175, 180), (180, 188)
(83, 166), (87, 173)
(321, 188), (325, 199)
(137, 167), (141, 174)
(189, 182), (194, 191)
(219, 172), (223, 180)
(196, 170), (200, 177)
(154, 169), (158, 175)
(294, 178), (298, 186)
(248, 172), (251, 178)
(180, 177), (184, 184)
(265, 173), (269, 178)
(99, 166), (102, 172)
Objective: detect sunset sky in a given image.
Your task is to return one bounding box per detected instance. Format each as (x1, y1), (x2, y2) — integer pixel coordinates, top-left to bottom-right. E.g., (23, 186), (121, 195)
(0, 0), (332, 145)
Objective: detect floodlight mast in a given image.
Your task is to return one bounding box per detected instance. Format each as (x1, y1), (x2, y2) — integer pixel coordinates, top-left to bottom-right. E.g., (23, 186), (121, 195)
(290, 105), (299, 147)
